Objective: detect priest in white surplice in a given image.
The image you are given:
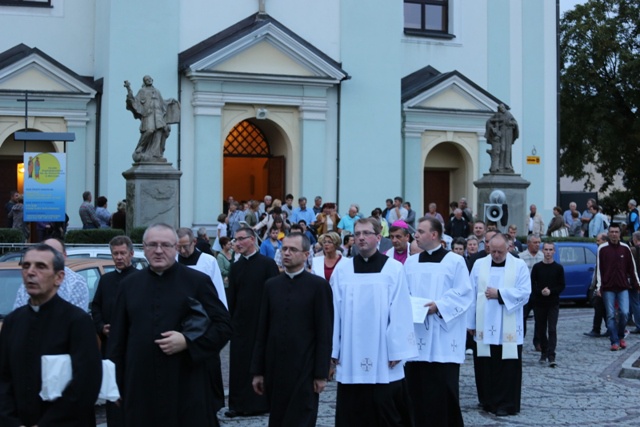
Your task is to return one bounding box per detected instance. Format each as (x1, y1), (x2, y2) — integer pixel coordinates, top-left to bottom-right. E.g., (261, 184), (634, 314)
(331, 218), (417, 427)
(404, 217), (473, 427)
(468, 233), (530, 417)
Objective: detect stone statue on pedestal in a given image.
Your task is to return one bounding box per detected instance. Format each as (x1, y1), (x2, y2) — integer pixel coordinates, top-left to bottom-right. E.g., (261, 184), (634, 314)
(125, 76), (180, 163)
(484, 104), (519, 173)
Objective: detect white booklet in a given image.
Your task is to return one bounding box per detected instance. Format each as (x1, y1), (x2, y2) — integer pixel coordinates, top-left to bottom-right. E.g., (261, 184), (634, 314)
(40, 355), (120, 404)
(410, 296), (433, 323)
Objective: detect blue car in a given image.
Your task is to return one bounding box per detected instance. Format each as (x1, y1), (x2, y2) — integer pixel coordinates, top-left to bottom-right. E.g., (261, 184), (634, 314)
(552, 242), (597, 301)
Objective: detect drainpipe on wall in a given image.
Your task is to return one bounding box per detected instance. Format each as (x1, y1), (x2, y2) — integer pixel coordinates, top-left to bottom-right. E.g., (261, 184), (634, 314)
(336, 74), (351, 206)
(177, 74), (182, 225)
(94, 81), (103, 201)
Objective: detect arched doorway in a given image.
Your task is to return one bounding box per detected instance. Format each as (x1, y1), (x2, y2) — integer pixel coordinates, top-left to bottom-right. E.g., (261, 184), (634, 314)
(423, 142), (469, 218)
(223, 120), (285, 202)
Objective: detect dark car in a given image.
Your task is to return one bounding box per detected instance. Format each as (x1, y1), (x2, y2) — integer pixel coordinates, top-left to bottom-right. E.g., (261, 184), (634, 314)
(552, 242), (597, 302)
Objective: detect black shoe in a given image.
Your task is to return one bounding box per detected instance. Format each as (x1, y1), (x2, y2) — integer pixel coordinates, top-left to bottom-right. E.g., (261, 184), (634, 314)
(495, 409), (510, 417)
(539, 356), (546, 364)
(583, 331), (600, 337)
(224, 410), (239, 418)
(549, 359), (557, 368)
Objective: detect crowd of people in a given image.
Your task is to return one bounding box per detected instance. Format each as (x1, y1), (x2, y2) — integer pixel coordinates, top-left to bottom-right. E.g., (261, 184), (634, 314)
(4, 191), (640, 427)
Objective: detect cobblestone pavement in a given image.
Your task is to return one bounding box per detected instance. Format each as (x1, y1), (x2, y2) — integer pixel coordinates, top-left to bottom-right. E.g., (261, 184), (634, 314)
(214, 307), (640, 427)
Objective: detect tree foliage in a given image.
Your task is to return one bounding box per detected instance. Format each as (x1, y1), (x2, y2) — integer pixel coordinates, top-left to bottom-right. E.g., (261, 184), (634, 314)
(560, 0), (640, 193)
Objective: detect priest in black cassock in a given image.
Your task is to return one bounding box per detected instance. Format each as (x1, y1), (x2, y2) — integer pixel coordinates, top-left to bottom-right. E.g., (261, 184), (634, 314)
(0, 244), (102, 427)
(108, 223), (232, 427)
(177, 227), (228, 415)
(91, 235), (137, 427)
(251, 233), (333, 427)
(226, 227), (279, 418)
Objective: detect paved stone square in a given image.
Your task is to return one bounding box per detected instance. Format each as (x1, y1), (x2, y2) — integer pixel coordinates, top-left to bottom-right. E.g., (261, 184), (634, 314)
(216, 307), (640, 426)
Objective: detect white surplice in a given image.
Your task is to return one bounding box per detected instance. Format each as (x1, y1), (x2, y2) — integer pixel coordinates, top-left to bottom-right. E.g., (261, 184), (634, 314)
(468, 254), (530, 349)
(330, 257), (418, 384)
(404, 252), (473, 364)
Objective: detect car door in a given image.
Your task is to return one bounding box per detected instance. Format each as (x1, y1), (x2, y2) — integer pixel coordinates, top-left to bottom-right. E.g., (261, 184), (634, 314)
(556, 244), (595, 301)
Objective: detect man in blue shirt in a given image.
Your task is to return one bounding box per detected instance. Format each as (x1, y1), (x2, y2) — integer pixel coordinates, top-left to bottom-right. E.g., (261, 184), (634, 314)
(291, 197), (316, 228)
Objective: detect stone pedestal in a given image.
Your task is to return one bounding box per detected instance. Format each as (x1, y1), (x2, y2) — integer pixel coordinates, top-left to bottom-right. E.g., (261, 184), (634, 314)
(474, 173), (531, 235)
(122, 162), (182, 232)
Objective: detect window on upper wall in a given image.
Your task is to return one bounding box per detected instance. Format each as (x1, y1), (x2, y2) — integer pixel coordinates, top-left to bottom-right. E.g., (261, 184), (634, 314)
(404, 0), (453, 39)
(0, 0), (52, 8)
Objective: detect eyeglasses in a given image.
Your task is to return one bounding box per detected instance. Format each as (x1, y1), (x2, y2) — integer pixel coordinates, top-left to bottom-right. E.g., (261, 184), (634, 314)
(176, 242), (194, 251)
(281, 246), (304, 253)
(354, 231), (377, 237)
(235, 235), (253, 242)
(143, 242), (176, 250)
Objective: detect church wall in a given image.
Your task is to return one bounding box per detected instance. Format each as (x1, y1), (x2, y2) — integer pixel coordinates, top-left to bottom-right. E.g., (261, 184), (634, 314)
(338, 0), (403, 215)
(0, 0), (557, 229)
(178, 0), (341, 62)
(0, 0), (96, 76)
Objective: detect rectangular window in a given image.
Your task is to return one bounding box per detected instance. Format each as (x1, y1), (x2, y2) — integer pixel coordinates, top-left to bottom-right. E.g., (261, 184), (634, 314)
(404, 0), (452, 38)
(0, 0), (52, 8)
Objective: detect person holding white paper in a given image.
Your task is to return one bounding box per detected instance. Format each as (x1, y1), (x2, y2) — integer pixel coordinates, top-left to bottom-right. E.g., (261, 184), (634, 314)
(468, 233), (531, 417)
(0, 244), (101, 427)
(404, 217), (473, 427)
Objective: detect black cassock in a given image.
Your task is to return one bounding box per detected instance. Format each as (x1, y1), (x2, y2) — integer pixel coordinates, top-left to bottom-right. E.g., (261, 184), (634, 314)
(251, 271), (334, 427)
(91, 265), (137, 427)
(227, 252), (279, 413)
(0, 294), (102, 427)
(108, 263), (231, 427)
(91, 265), (137, 356)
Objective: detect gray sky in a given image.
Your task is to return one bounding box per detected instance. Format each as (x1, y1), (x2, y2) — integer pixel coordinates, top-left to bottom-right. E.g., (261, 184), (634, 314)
(560, 0), (587, 13)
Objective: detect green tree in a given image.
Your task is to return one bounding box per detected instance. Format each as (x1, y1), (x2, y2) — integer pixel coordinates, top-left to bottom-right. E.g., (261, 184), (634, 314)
(560, 0), (640, 193)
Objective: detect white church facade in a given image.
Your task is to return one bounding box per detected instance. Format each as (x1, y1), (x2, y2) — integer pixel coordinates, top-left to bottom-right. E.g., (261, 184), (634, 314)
(0, 0), (558, 231)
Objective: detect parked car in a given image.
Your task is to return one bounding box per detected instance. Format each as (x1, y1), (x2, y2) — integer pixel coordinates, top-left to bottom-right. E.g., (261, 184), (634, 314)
(0, 247), (148, 269)
(0, 258), (117, 319)
(553, 242), (597, 302)
(65, 247), (148, 269)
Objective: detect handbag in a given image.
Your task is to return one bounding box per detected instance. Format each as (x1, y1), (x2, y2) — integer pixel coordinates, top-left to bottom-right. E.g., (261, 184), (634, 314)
(181, 297), (210, 341)
(551, 227), (569, 238)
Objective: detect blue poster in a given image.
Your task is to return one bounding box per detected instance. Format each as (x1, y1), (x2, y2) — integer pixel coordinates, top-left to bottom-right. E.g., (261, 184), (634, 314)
(23, 152), (66, 222)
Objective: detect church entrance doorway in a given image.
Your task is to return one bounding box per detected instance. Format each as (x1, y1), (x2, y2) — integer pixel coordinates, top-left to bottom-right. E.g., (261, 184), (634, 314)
(223, 119), (285, 203)
(423, 141), (468, 219)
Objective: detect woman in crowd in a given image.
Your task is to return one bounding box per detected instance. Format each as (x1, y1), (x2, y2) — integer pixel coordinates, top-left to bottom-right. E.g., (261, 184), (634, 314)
(216, 236), (234, 301)
(311, 232), (343, 281)
(212, 213), (228, 255)
(315, 202), (340, 236)
(96, 196), (111, 228)
(424, 202), (445, 228)
(243, 200), (260, 227)
(111, 200), (126, 231)
(254, 206), (285, 240)
(9, 194), (28, 242)
(547, 206), (567, 237)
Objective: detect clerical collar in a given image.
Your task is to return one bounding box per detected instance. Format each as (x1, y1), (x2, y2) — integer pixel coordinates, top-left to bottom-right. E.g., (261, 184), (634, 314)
(243, 250), (258, 260)
(354, 251), (388, 273)
(284, 267), (305, 279)
(418, 246), (447, 263)
(426, 246), (441, 255)
(29, 303), (41, 312)
(491, 260), (506, 267)
(179, 249), (202, 266)
(116, 265), (134, 274)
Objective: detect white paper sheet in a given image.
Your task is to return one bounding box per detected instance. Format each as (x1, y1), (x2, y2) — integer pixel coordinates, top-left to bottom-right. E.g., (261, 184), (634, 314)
(410, 296), (433, 323)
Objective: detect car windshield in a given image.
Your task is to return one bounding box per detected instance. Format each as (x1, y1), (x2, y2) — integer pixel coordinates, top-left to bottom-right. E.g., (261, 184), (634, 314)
(0, 269), (23, 316)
